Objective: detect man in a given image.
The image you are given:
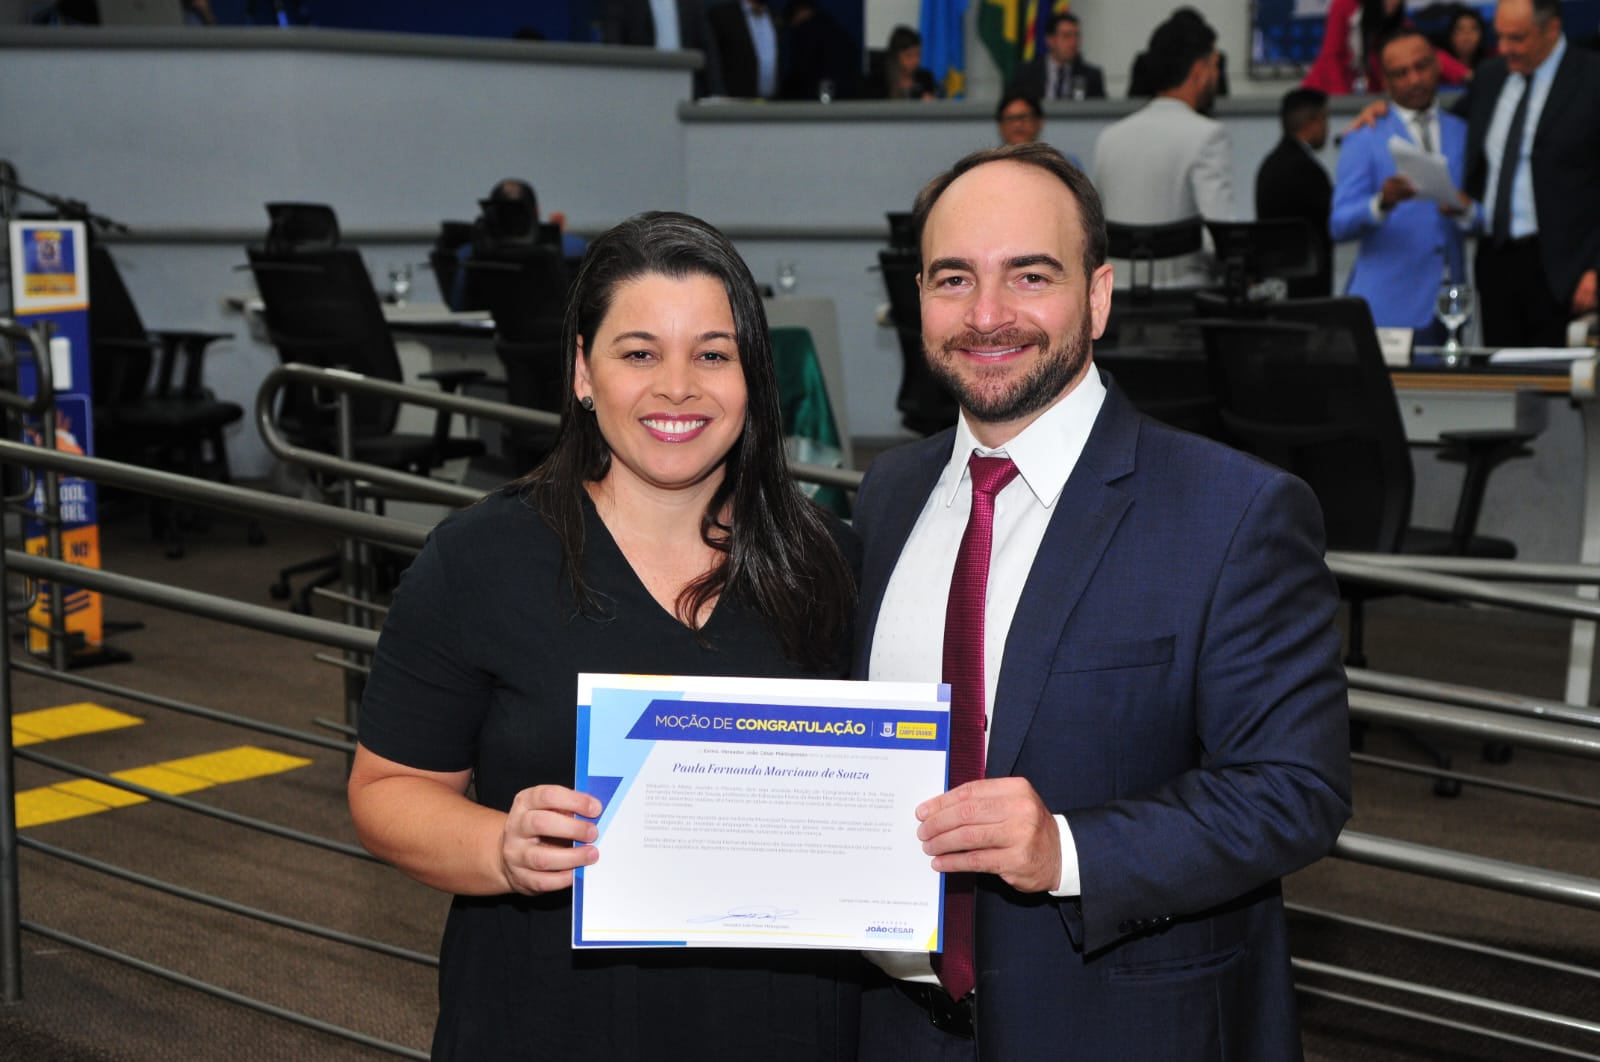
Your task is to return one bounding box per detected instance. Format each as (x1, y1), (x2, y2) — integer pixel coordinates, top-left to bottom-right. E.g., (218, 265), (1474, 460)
(995, 91), (1043, 146)
(779, 0), (862, 100)
(1462, 0), (1600, 346)
(1093, 10), (1233, 286)
(854, 141), (1351, 1060)
(1010, 13), (1106, 101)
(601, 0), (718, 98)
(1331, 29), (1470, 337)
(1256, 86), (1333, 297)
(705, 0), (782, 99)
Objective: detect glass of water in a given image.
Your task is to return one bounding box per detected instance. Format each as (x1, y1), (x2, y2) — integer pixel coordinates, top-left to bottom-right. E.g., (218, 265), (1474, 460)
(1436, 279), (1474, 366)
(387, 263), (413, 305)
(775, 260), (798, 297)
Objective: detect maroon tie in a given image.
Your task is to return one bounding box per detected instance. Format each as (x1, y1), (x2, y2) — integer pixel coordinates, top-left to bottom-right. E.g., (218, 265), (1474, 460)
(934, 453), (1020, 1001)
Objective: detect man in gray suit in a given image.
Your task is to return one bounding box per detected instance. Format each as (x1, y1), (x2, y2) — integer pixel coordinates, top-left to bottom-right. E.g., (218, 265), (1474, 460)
(1092, 9), (1233, 287)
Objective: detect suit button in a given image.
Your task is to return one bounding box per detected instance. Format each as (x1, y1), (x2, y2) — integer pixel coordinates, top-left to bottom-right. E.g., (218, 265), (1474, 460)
(1117, 920), (1132, 934)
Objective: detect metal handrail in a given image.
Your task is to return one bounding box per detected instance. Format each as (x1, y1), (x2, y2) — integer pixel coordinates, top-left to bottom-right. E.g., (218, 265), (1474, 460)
(0, 439), (429, 551)
(1350, 689), (1600, 758)
(255, 363), (526, 507)
(1295, 985), (1600, 1062)
(1334, 830), (1600, 911)
(1336, 552), (1600, 585)
(1327, 556), (1600, 621)
(0, 317), (56, 417)
(1348, 668), (1600, 730)
(7, 551), (378, 655)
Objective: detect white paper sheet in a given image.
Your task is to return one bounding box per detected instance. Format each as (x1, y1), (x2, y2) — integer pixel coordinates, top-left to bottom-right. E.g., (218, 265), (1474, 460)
(1387, 135), (1464, 207)
(573, 673), (950, 951)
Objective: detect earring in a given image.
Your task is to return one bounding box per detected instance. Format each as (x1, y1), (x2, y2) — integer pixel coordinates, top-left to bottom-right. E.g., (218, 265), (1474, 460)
(579, 395), (595, 412)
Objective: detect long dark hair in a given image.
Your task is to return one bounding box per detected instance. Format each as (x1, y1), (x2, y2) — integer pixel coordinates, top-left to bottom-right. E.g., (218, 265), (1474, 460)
(1360, 0), (1407, 66)
(515, 211), (854, 671)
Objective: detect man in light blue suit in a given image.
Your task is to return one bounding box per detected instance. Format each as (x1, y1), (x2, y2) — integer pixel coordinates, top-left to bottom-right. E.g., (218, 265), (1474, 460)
(1331, 28), (1473, 338)
(855, 140), (1351, 1061)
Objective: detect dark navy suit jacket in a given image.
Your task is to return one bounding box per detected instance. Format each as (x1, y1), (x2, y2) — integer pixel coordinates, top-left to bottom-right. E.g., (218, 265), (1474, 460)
(1460, 47), (1600, 307)
(854, 377), (1352, 1060)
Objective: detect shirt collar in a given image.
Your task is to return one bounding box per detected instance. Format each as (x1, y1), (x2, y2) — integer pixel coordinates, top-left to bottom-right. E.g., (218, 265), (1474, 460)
(1393, 100), (1434, 125)
(1531, 35), (1567, 87)
(936, 365), (1107, 509)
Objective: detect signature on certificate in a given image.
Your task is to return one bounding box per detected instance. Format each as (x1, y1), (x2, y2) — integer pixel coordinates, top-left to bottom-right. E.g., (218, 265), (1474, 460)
(688, 905), (801, 924)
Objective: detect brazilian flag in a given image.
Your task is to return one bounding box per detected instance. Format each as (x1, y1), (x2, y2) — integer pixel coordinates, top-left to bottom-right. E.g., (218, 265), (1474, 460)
(978, 0), (1029, 85)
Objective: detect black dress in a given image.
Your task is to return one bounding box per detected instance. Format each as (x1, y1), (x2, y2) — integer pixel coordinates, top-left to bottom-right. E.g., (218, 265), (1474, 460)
(360, 488), (860, 1061)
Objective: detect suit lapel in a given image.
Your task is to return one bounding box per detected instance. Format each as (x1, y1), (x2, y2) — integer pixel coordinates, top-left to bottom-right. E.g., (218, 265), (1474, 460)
(986, 378), (1140, 778)
(1533, 48), (1581, 152)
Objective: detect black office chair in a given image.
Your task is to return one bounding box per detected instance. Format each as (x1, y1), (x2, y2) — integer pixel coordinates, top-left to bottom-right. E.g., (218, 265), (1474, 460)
(456, 195), (570, 472)
(87, 243), (256, 558)
(1105, 217), (1205, 299)
(1203, 218), (1320, 308)
(877, 247), (957, 437)
(1197, 297), (1533, 790)
(247, 202), (485, 612)
(1101, 217), (1209, 354)
(885, 210), (916, 252)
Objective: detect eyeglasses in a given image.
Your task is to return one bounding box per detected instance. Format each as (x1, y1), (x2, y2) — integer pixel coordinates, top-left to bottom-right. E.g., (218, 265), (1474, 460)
(1000, 113), (1040, 124)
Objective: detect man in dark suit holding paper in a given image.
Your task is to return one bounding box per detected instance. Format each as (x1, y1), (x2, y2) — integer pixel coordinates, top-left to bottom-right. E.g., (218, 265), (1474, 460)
(853, 141), (1351, 1060)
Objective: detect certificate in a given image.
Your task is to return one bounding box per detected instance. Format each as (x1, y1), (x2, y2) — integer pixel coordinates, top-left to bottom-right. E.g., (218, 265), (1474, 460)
(573, 673), (949, 951)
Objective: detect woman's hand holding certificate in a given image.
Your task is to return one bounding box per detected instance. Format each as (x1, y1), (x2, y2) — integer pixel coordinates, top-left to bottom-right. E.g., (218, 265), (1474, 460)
(499, 785), (600, 896)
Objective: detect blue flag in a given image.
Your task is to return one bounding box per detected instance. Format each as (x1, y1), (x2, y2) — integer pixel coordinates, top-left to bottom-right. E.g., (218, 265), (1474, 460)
(920, 0), (970, 99)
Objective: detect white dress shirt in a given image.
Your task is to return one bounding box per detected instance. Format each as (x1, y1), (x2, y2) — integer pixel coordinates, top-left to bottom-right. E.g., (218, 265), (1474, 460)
(866, 368), (1107, 982)
(1485, 36), (1566, 240)
(649, 0), (680, 51)
(1369, 102), (1440, 223)
(742, 1), (779, 99)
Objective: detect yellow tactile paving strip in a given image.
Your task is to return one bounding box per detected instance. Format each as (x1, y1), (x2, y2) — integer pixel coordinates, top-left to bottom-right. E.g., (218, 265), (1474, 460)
(12, 703), (144, 747)
(16, 745), (313, 829)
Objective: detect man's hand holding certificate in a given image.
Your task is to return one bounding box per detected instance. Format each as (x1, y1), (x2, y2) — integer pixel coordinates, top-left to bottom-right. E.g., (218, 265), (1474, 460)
(573, 674), (949, 951)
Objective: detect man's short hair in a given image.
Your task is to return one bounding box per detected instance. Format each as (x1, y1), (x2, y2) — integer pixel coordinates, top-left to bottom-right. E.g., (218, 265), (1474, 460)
(1280, 87), (1328, 135)
(1531, 0), (1561, 24)
(995, 90), (1044, 123)
(1045, 12), (1079, 35)
(1376, 25), (1432, 64)
(909, 142), (1107, 279)
(1142, 8), (1217, 95)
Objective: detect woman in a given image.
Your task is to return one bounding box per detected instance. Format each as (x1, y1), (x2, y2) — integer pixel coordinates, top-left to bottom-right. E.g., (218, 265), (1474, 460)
(870, 25), (938, 100)
(1437, 3), (1492, 72)
(349, 212), (860, 1060)
(1302, 0), (1469, 94)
